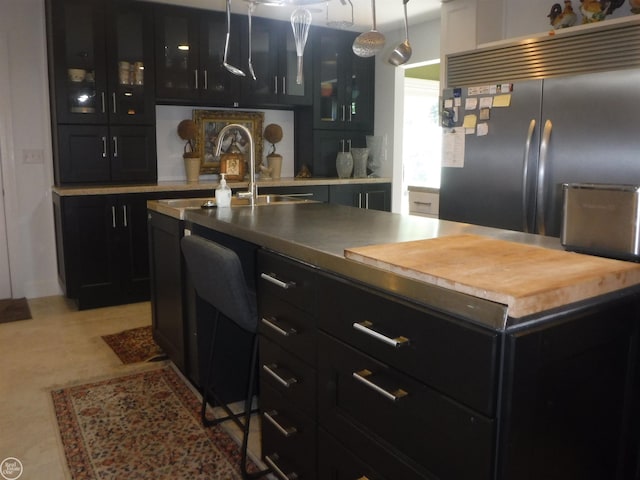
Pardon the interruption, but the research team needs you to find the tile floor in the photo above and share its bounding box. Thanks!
[0,296,263,479]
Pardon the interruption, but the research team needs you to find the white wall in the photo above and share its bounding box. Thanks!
[155,106,295,181]
[373,17,441,213]
[1,0,59,299]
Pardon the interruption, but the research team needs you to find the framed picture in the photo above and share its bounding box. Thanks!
[193,109,264,175]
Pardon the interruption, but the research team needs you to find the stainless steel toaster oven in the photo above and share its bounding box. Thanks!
[561,183,640,261]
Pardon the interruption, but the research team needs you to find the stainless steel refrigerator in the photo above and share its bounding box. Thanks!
[439,68,640,237]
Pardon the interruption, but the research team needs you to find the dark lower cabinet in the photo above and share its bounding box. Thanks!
[53,189,215,310]
[329,183,391,211]
[254,248,640,480]
[53,192,150,309]
[147,209,186,371]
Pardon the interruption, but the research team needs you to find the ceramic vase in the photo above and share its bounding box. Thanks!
[351,148,369,178]
[183,156,201,183]
[336,151,353,178]
[267,154,283,180]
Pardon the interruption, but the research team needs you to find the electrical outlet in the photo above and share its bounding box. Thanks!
[23,149,44,165]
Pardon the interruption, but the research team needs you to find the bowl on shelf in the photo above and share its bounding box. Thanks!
[68,68,86,82]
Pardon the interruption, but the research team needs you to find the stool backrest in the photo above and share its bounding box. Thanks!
[181,235,258,333]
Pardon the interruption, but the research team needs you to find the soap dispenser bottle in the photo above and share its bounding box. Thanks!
[215,173,232,207]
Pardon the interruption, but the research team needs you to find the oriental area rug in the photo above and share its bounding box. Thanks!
[51,365,255,480]
[101,325,166,364]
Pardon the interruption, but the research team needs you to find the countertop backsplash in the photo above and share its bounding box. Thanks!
[155,105,295,182]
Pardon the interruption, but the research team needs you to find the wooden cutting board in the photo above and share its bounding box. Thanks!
[344,234,640,318]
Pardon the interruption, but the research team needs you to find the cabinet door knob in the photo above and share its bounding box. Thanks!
[262,363,298,388]
[352,369,408,402]
[282,76,286,95]
[100,91,106,114]
[203,70,208,90]
[261,316,297,337]
[260,272,296,290]
[122,205,128,228]
[194,69,198,89]
[264,454,298,480]
[353,320,409,348]
[263,410,298,437]
[112,92,117,114]
[112,136,118,158]
[101,136,107,158]
[111,206,117,229]
[274,76,278,94]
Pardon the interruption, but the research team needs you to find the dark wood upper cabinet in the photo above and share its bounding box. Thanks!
[312,27,374,132]
[154,4,243,105]
[239,17,313,107]
[47,0,155,125]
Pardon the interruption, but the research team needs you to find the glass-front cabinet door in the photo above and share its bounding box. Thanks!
[107,1,155,124]
[155,6,240,104]
[199,12,241,104]
[155,5,199,100]
[48,0,107,124]
[313,29,373,131]
[241,17,311,106]
[47,0,154,125]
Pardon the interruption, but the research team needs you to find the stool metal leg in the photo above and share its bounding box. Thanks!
[240,334,271,479]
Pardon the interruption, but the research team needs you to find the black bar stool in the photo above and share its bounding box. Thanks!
[181,234,270,479]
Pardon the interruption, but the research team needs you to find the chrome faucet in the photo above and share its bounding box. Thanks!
[214,123,258,207]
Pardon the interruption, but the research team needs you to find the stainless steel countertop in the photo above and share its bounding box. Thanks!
[182,202,565,330]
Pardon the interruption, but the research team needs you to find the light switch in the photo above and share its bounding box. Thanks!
[23,149,44,164]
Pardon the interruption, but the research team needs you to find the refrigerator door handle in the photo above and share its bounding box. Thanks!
[522,119,536,233]
[536,119,553,236]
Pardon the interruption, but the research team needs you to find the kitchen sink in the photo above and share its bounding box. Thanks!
[148,194,316,219]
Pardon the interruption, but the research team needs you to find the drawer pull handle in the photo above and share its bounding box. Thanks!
[263,363,298,388]
[261,317,297,337]
[413,201,432,206]
[264,453,298,480]
[352,369,408,402]
[261,272,296,290]
[353,321,409,348]
[264,410,298,437]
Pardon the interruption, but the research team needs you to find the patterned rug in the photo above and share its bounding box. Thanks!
[101,325,166,364]
[52,365,256,480]
[0,297,31,324]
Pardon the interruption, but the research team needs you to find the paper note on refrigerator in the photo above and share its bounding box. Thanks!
[442,129,466,168]
[493,94,511,107]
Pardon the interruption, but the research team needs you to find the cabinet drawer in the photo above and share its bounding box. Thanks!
[260,335,316,418]
[259,294,316,365]
[261,383,316,480]
[318,332,495,480]
[317,273,499,416]
[318,428,429,480]
[258,250,316,313]
[409,190,439,217]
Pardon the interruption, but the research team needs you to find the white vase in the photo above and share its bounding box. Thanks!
[351,148,369,178]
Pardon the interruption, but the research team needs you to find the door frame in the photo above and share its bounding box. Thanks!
[0,34,21,298]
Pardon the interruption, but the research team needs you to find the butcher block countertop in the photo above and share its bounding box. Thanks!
[345,234,640,319]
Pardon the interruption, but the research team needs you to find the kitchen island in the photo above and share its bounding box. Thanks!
[148,200,640,479]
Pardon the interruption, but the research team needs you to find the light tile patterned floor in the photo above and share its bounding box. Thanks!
[0,297,264,479]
